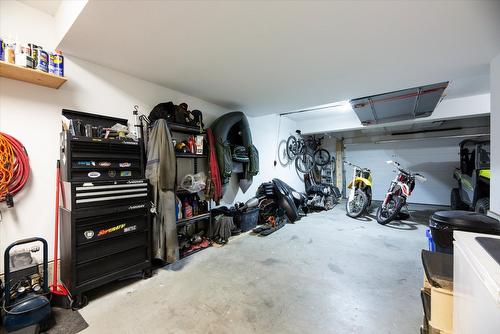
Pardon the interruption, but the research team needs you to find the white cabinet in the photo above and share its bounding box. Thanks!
[453,231,500,334]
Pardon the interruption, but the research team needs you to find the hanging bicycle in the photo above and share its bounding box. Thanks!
[286,130,331,173]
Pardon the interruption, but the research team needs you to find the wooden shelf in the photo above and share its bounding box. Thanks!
[0,61,67,89]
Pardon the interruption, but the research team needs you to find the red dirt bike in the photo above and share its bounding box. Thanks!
[376,160,426,225]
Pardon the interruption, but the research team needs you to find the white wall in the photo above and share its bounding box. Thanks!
[491,53,500,216]
[0,0,87,50]
[343,138,462,206]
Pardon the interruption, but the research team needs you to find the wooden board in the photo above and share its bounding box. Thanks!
[335,139,344,192]
[0,61,67,89]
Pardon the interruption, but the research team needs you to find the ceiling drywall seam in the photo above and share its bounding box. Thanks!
[53,0,88,50]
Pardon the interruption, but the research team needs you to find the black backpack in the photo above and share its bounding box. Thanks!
[149,102,175,123]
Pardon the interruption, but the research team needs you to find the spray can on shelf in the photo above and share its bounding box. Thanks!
[14,43,34,68]
[4,40,15,64]
[187,136,196,154]
[29,43,40,68]
[36,49,49,72]
[49,50,64,77]
[183,199,193,219]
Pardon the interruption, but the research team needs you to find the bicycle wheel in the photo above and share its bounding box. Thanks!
[286,135,298,160]
[295,152,314,173]
[314,149,330,166]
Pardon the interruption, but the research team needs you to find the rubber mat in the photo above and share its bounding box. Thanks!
[42,307,89,334]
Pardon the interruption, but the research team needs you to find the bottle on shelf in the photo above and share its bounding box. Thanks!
[183,199,193,219]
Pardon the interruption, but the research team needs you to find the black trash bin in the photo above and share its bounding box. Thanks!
[429,210,500,253]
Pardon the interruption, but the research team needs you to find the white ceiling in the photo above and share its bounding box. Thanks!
[59,1,500,116]
[20,0,61,16]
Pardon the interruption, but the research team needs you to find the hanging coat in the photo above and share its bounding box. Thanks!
[146,119,178,263]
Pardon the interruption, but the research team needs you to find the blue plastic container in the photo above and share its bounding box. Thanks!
[426,229,435,252]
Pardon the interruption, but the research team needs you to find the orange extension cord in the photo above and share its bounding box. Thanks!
[0,132,30,204]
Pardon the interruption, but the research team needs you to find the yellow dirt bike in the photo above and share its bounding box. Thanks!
[345,161,373,218]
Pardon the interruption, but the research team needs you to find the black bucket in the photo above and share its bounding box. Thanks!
[235,207,260,232]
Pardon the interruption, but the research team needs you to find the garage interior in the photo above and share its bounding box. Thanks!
[0,1,499,334]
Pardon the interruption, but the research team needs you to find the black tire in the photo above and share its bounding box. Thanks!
[366,187,372,208]
[71,294,88,310]
[475,198,489,214]
[314,149,331,166]
[286,136,298,160]
[376,196,404,225]
[295,152,314,173]
[345,189,368,218]
[142,269,152,279]
[450,188,465,210]
[397,211,410,220]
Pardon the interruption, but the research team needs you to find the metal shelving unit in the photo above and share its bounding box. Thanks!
[169,122,212,260]
[320,159,336,186]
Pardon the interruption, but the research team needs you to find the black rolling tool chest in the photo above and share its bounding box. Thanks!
[60,110,152,306]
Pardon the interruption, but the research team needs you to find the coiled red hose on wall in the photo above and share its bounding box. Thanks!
[0,132,30,203]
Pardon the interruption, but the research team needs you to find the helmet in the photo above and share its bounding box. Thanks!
[175,142,189,153]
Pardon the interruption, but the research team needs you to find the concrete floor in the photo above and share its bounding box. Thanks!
[79,202,441,334]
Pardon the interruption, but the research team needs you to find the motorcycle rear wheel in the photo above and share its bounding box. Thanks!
[376,196,404,225]
[346,189,368,218]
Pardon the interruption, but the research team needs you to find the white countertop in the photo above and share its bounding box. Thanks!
[454,231,500,305]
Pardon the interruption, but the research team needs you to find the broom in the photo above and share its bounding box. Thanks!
[49,160,71,308]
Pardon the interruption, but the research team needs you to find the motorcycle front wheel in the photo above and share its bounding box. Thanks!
[346,189,368,218]
[376,195,404,225]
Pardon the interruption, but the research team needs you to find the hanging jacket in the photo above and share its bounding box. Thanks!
[146,119,178,263]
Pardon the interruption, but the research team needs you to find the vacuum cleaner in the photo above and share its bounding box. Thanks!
[3,237,52,333]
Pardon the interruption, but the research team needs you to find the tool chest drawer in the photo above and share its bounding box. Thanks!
[62,179,149,211]
[60,202,152,298]
[76,232,149,264]
[75,246,149,285]
[74,211,149,245]
[60,131,145,182]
